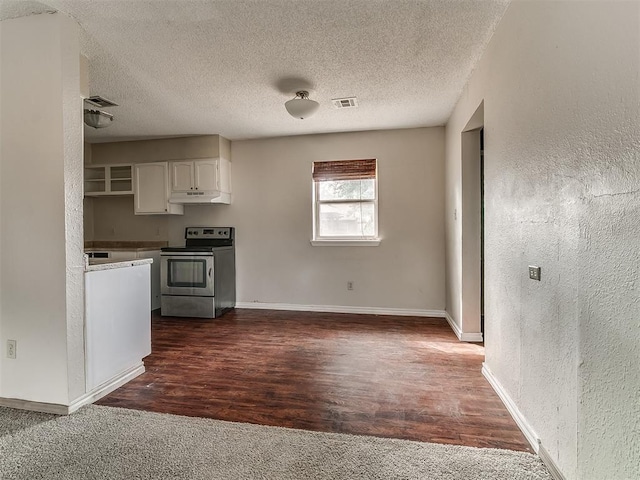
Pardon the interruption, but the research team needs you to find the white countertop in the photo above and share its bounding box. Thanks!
[85,247,162,252]
[85,257,153,272]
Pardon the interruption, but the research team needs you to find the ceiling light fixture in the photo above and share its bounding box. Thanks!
[285,91,320,119]
[84,109,113,129]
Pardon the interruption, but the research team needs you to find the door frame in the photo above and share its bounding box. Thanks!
[460,101,484,341]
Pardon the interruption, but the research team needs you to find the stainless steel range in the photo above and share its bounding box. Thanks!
[160,227,235,318]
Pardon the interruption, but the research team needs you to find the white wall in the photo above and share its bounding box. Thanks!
[183,128,445,311]
[91,196,169,241]
[91,128,446,312]
[0,13,85,405]
[445,1,640,479]
[0,18,3,386]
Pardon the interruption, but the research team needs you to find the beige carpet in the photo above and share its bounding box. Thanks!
[0,405,551,479]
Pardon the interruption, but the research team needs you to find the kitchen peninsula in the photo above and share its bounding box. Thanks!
[85,241,166,310]
[84,256,152,398]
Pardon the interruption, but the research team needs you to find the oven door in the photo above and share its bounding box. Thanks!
[161,253,215,297]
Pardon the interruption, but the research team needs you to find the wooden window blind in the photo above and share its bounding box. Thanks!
[312,159,376,182]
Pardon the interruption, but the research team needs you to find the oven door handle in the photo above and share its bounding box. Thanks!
[208,267,212,278]
[161,251,214,256]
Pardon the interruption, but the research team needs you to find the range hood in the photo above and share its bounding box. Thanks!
[168,190,231,204]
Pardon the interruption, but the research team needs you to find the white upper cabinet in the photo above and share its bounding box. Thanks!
[134,162,183,215]
[171,159,221,192]
[194,159,219,191]
[84,164,133,196]
[168,158,231,204]
[171,161,195,192]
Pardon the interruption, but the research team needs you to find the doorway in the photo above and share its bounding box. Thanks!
[460,101,484,341]
[480,128,485,336]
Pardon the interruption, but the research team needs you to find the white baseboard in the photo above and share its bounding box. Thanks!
[67,363,146,414]
[236,302,446,318]
[481,363,539,452]
[0,397,71,415]
[0,363,145,415]
[236,304,483,343]
[445,311,463,338]
[538,444,567,480]
[445,312,483,342]
[482,364,567,478]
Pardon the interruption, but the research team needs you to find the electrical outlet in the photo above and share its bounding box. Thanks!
[7,340,16,359]
[347,281,354,291]
[528,266,541,281]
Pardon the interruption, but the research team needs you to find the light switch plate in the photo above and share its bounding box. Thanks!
[528,266,541,281]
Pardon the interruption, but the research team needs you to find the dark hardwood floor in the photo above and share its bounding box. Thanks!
[98,309,531,452]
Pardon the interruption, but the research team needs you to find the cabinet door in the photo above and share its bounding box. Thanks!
[135,163,170,214]
[194,159,219,191]
[171,161,194,192]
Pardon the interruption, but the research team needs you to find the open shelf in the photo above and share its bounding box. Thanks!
[84,164,134,196]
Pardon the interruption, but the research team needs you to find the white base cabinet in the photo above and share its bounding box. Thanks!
[85,263,151,391]
[90,250,162,310]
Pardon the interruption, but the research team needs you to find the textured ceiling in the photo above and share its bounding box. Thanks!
[1,0,509,142]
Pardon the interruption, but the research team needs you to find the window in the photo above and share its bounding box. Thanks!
[312,159,379,245]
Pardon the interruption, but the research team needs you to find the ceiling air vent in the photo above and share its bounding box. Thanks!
[85,95,119,108]
[332,97,358,109]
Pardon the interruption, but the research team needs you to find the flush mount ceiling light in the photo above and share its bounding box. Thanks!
[84,109,113,129]
[285,91,320,119]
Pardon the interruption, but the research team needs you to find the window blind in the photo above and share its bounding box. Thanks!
[312,159,376,182]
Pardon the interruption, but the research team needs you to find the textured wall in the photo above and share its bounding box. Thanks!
[0,13,84,404]
[91,128,446,312]
[61,15,86,403]
[445,1,640,478]
[0,14,3,386]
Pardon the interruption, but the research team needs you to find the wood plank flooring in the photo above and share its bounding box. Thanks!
[97,309,531,452]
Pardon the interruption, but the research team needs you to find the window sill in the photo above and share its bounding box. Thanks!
[310,239,381,247]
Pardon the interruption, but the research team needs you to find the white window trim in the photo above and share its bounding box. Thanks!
[311,167,380,246]
[310,239,381,247]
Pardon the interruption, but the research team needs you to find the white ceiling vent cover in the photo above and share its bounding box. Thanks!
[332,97,358,109]
[85,96,119,108]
